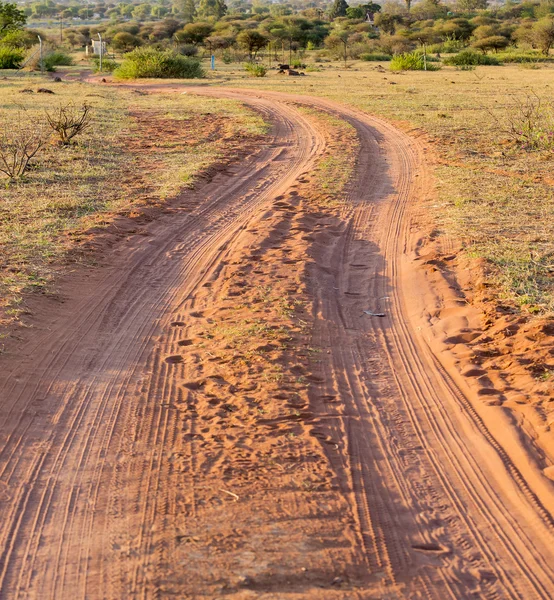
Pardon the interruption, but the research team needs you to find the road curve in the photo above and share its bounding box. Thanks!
[0,87,552,599]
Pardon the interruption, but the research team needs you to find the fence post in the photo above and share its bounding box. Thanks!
[98,33,103,73]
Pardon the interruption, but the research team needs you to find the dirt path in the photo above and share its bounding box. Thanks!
[0,88,553,599]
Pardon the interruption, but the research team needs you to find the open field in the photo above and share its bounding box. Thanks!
[0,59,553,598]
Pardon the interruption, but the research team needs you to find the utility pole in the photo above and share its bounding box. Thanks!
[60,15,63,44]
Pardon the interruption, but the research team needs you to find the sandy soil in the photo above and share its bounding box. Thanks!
[0,87,553,599]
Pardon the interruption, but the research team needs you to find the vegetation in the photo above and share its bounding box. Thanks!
[0,0,551,77]
[0,44,22,68]
[46,102,92,145]
[113,47,204,79]
[390,51,440,70]
[244,61,266,76]
[444,49,501,66]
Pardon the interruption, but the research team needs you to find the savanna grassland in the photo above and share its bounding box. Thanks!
[208,59,554,315]
[0,76,266,325]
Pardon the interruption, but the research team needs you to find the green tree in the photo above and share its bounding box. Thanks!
[0,1,26,34]
[533,16,554,55]
[174,21,213,44]
[236,29,268,59]
[197,0,227,19]
[472,35,510,52]
[328,0,349,20]
[112,31,143,51]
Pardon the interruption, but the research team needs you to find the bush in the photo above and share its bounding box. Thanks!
[43,50,74,71]
[113,47,204,79]
[493,94,554,152]
[290,59,306,68]
[244,62,267,77]
[0,111,44,180]
[177,44,198,57]
[360,52,392,61]
[443,50,501,66]
[91,57,119,73]
[0,46,24,69]
[46,102,92,145]
[390,52,441,71]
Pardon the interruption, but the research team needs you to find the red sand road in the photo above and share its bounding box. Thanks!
[0,88,553,599]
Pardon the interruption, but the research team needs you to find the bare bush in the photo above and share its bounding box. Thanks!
[0,111,45,180]
[492,93,554,152]
[46,102,92,145]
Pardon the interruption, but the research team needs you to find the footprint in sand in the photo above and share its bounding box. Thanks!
[165,355,184,364]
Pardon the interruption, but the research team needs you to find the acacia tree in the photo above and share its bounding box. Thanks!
[236,29,268,60]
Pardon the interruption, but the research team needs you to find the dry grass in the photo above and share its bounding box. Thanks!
[208,60,554,314]
[0,76,265,323]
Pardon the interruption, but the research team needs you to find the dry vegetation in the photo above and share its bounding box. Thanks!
[0,77,266,324]
[208,60,554,314]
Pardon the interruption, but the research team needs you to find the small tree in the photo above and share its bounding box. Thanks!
[533,16,554,56]
[46,103,92,145]
[472,35,510,53]
[236,29,269,60]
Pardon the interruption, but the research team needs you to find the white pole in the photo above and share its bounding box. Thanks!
[98,33,103,73]
[38,34,43,74]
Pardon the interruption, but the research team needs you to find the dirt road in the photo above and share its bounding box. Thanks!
[0,88,553,599]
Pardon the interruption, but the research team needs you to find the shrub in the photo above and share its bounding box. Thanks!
[46,102,92,145]
[390,52,441,71]
[0,111,45,180]
[290,58,306,68]
[177,44,198,57]
[360,52,392,61]
[91,57,118,73]
[443,50,501,66]
[244,62,267,77]
[43,50,74,71]
[113,47,204,79]
[492,93,554,152]
[0,46,24,69]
